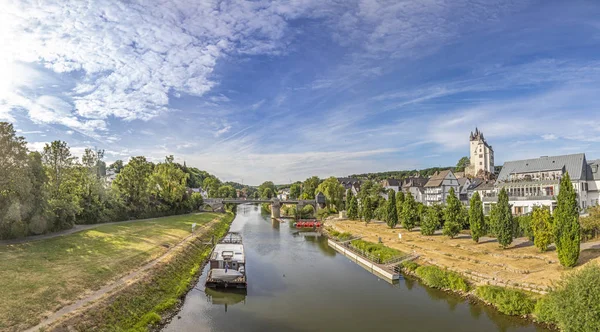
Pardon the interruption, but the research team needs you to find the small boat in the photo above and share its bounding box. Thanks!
[206,232,247,289]
[294,219,321,228]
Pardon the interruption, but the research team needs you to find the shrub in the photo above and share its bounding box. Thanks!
[415,265,469,292]
[533,294,557,325]
[535,264,600,331]
[401,260,419,272]
[350,239,404,262]
[336,232,353,242]
[475,286,535,316]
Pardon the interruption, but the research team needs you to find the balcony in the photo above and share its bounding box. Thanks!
[482,195,554,202]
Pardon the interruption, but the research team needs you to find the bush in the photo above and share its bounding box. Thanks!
[336,232,353,242]
[475,286,535,316]
[415,265,469,292]
[401,260,419,272]
[350,239,404,263]
[535,264,600,331]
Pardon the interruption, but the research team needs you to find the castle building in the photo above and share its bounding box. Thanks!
[466,128,494,178]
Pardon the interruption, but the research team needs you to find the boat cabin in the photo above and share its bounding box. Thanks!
[209,243,245,272]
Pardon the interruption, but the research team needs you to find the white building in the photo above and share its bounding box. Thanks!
[485,153,592,215]
[587,159,600,207]
[457,177,471,203]
[402,176,428,204]
[381,179,401,193]
[465,128,494,178]
[424,170,460,206]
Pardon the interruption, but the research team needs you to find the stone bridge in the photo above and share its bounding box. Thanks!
[204,198,319,218]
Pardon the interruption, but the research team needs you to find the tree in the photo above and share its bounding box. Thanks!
[422,204,442,235]
[386,190,398,228]
[302,176,320,199]
[361,196,373,225]
[347,195,359,220]
[203,176,221,198]
[455,156,470,172]
[258,181,277,199]
[316,177,345,211]
[150,156,189,209]
[290,183,301,199]
[108,160,124,174]
[554,172,580,267]
[443,188,462,238]
[402,192,418,231]
[469,192,485,243]
[112,156,153,215]
[531,206,553,252]
[491,188,513,248]
[75,148,110,224]
[396,191,405,224]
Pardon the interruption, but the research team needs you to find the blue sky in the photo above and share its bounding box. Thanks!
[2,0,600,185]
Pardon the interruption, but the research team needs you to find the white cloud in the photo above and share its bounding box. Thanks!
[250,99,265,111]
[542,134,558,140]
[27,95,107,134]
[215,125,232,137]
[27,141,48,152]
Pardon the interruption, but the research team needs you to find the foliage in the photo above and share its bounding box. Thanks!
[386,190,398,228]
[491,188,513,248]
[531,207,553,252]
[554,172,580,267]
[400,260,419,272]
[443,188,462,238]
[301,176,321,200]
[112,156,153,217]
[347,193,359,220]
[414,265,470,292]
[468,192,485,243]
[258,181,277,199]
[515,214,534,241]
[361,196,373,224]
[350,239,404,263]
[422,204,442,235]
[402,192,418,231]
[534,264,600,331]
[316,177,345,211]
[475,286,535,316]
[289,183,301,200]
[348,167,453,182]
[108,160,124,174]
[581,206,600,242]
[455,156,470,172]
[396,191,405,223]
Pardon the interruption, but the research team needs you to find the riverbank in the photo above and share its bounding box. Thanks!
[0,212,232,332]
[43,211,234,332]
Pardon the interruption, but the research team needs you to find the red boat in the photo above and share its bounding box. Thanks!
[294,219,321,228]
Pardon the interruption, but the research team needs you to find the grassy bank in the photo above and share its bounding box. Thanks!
[49,211,235,331]
[0,212,227,332]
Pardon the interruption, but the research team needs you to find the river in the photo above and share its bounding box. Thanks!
[164,205,548,332]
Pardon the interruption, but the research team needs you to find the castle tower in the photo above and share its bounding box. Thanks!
[466,128,494,178]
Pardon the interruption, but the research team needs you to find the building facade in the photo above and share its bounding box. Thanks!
[466,128,494,178]
[424,170,460,206]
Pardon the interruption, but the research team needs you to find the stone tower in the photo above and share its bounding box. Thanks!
[466,128,494,178]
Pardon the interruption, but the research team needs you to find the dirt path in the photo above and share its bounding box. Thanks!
[0,214,196,246]
[328,218,600,293]
[24,218,220,332]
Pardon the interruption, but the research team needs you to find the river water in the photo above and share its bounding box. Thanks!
[164,205,548,332]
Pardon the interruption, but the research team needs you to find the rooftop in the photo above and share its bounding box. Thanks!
[497,153,588,182]
[211,243,245,263]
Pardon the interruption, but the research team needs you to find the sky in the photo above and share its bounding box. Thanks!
[2,0,600,185]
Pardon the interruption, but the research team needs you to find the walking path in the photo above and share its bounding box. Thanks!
[24,218,218,332]
[0,214,193,245]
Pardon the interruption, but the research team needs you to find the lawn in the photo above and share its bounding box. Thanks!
[0,212,224,332]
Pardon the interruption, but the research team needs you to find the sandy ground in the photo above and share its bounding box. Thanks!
[327,218,600,293]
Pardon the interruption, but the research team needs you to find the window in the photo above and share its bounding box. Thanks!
[479,154,483,158]
[479,162,482,165]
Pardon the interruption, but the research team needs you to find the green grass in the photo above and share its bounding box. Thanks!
[400,260,419,272]
[0,212,227,332]
[54,212,235,331]
[415,265,470,292]
[475,285,536,316]
[350,239,404,262]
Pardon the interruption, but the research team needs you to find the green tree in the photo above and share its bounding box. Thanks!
[554,172,580,267]
[203,176,221,198]
[290,183,301,199]
[108,159,124,174]
[361,196,373,225]
[302,176,320,199]
[422,204,442,235]
[469,192,485,243]
[316,177,345,211]
[112,156,153,216]
[455,156,470,172]
[531,206,553,252]
[386,190,398,228]
[402,192,418,231]
[347,194,359,220]
[396,191,405,224]
[75,148,110,224]
[443,188,462,238]
[150,156,189,209]
[258,181,277,199]
[491,188,513,248]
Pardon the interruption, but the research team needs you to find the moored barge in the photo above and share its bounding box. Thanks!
[205,232,247,289]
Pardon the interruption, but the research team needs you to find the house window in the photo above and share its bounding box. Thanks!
[479,154,483,158]
[479,162,482,165]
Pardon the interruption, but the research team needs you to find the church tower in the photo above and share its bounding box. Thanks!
[466,128,494,178]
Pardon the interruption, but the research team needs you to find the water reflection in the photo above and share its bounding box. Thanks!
[205,288,247,312]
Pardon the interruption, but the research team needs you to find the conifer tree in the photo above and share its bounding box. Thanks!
[554,172,580,267]
[396,191,405,223]
[347,195,359,220]
[443,188,462,238]
[531,206,553,252]
[422,204,442,235]
[362,196,373,225]
[402,192,418,231]
[469,192,485,243]
[492,188,513,248]
[386,190,398,228]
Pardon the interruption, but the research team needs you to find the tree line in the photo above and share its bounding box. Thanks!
[345,172,581,268]
[0,122,233,239]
